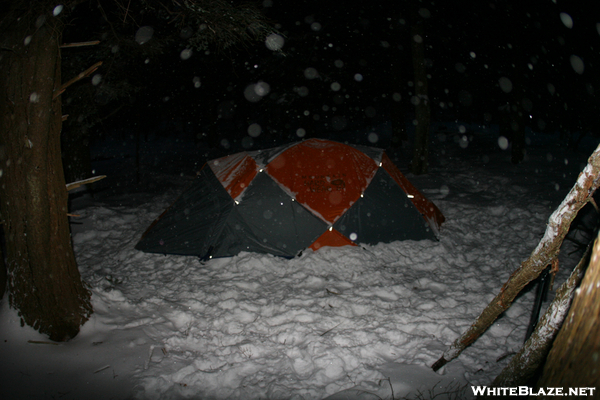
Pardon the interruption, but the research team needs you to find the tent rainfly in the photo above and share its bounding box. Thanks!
[135,138,445,259]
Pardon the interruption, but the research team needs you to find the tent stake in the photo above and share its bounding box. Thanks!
[524,266,551,342]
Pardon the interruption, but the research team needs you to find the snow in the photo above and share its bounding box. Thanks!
[0,126,596,399]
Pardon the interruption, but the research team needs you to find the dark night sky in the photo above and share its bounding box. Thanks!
[62,0,600,151]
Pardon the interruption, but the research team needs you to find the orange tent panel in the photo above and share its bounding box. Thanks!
[266,139,378,224]
[309,228,357,251]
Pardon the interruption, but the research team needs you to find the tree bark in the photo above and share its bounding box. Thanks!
[432,143,600,371]
[409,10,430,175]
[0,6,92,341]
[536,231,600,393]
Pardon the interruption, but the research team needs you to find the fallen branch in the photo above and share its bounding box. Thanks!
[536,227,600,387]
[53,61,103,99]
[489,241,592,387]
[66,175,107,192]
[432,143,600,372]
[60,40,100,48]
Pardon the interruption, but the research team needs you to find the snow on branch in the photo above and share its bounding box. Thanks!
[491,242,592,386]
[432,142,600,372]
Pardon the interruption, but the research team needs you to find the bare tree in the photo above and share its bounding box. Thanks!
[0,0,273,341]
[0,3,93,341]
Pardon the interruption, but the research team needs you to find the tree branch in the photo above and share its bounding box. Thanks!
[432,143,600,371]
[53,61,103,99]
[60,40,100,48]
[66,175,106,191]
[490,242,592,386]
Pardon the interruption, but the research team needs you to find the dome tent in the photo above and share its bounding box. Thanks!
[135,138,445,259]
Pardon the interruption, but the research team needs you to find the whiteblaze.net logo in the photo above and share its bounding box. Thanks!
[471,386,597,397]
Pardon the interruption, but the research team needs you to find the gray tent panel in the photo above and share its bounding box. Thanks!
[247,143,291,167]
[208,206,272,258]
[333,168,435,244]
[210,172,327,258]
[135,167,234,256]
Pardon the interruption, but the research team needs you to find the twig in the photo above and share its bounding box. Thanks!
[385,376,395,400]
[60,40,100,48]
[66,175,107,191]
[197,363,228,373]
[320,322,342,336]
[53,61,103,99]
[27,340,59,345]
[94,365,111,373]
[123,0,132,23]
[413,380,467,400]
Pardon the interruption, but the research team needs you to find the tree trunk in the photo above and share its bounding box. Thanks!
[536,232,600,393]
[0,6,92,341]
[409,11,430,175]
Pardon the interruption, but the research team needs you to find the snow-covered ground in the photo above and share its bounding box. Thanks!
[0,124,596,399]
